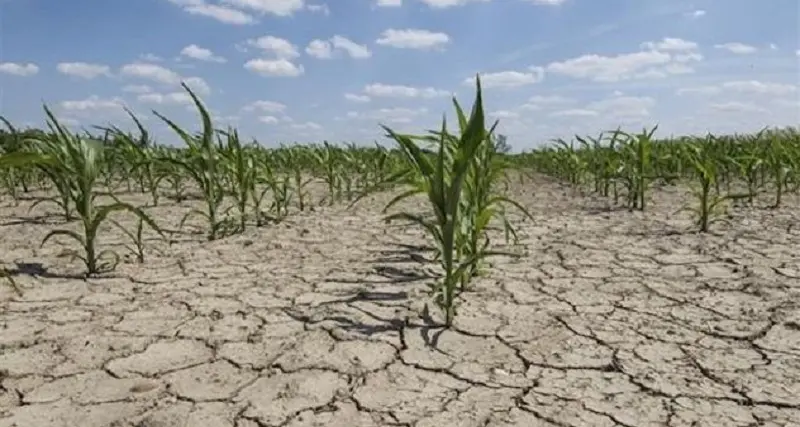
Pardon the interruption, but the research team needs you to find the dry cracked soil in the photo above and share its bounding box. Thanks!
[0,177,799,427]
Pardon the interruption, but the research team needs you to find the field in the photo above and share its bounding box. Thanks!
[1,82,799,427]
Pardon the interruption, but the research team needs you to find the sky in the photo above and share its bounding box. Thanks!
[0,0,798,151]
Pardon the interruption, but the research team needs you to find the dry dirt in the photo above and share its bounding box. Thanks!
[0,178,799,427]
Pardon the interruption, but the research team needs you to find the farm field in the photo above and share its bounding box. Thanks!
[1,177,799,427]
[1,84,799,427]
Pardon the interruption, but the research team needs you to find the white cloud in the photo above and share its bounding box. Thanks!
[166,0,205,5]
[122,85,153,94]
[722,80,797,95]
[464,68,544,88]
[243,100,287,113]
[259,115,280,124]
[589,95,654,118]
[56,62,112,79]
[307,3,330,14]
[710,101,767,113]
[673,52,703,62]
[521,0,567,4]
[550,109,597,117]
[344,93,371,102]
[182,76,211,95]
[550,95,654,119]
[120,62,183,84]
[61,95,125,111]
[119,62,210,97]
[244,58,304,77]
[364,83,449,98]
[183,3,255,24]
[138,92,193,105]
[291,121,322,130]
[679,80,797,97]
[139,53,164,62]
[306,36,371,59]
[546,38,703,82]
[330,36,371,58]
[247,35,300,58]
[180,44,227,62]
[714,42,758,54]
[640,37,698,52]
[375,0,401,6]
[527,95,573,105]
[347,107,428,123]
[221,0,304,16]
[686,9,705,18]
[677,86,720,96]
[376,29,450,50]
[417,0,488,8]
[489,110,520,119]
[0,62,39,77]
[305,40,332,58]
[519,95,573,110]
[548,51,669,81]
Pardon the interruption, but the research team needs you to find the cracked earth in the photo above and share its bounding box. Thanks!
[1,177,799,427]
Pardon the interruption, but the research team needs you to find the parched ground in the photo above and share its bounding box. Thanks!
[0,177,799,427]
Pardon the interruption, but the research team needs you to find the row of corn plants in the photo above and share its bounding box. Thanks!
[520,126,800,232]
[0,83,411,276]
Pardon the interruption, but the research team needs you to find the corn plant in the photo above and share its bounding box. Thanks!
[111,217,154,264]
[315,142,343,206]
[0,118,29,203]
[218,128,254,233]
[278,146,313,211]
[382,76,526,326]
[101,109,165,206]
[33,107,161,275]
[457,130,533,284]
[161,149,190,203]
[764,130,796,208]
[614,127,659,210]
[27,134,77,221]
[678,135,748,232]
[730,131,766,205]
[267,172,293,221]
[155,83,229,240]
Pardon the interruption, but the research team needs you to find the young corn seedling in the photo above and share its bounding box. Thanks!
[160,150,190,203]
[612,127,659,211]
[249,154,275,226]
[0,117,31,204]
[314,142,344,206]
[219,128,255,233]
[382,76,498,327]
[268,173,293,222]
[678,135,749,233]
[111,216,159,264]
[34,107,162,275]
[764,130,794,208]
[101,109,165,206]
[551,139,586,189]
[731,133,766,205]
[155,83,229,240]
[27,136,76,221]
[457,127,533,285]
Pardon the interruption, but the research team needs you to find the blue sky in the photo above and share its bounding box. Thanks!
[0,0,798,150]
